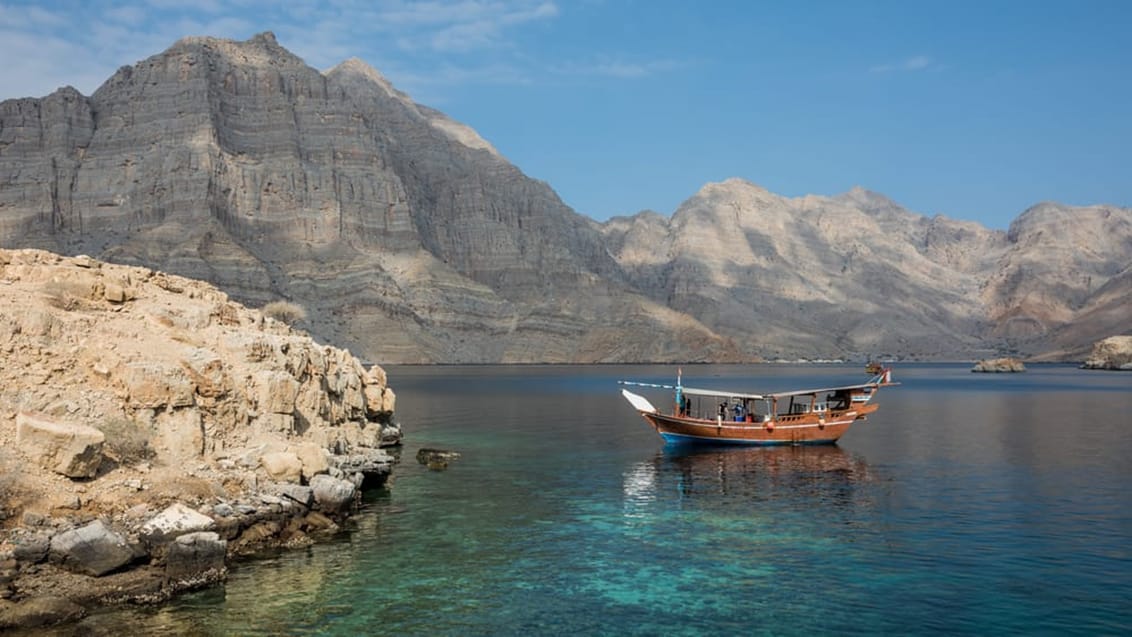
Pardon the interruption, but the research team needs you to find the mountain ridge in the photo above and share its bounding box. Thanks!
[0,33,1128,363]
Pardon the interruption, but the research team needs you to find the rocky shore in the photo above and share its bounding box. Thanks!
[0,249,402,629]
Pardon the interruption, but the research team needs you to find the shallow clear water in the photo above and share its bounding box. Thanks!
[64,364,1132,635]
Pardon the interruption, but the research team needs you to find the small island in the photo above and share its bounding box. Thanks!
[1081,336,1132,371]
[972,357,1027,373]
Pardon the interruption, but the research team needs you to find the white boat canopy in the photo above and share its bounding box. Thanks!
[617,380,765,401]
[619,379,882,401]
[681,386,766,400]
[768,382,878,399]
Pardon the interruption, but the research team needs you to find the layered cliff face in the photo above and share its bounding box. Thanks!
[603,180,998,359]
[603,180,1131,359]
[0,33,1127,362]
[0,33,733,363]
[983,203,1132,354]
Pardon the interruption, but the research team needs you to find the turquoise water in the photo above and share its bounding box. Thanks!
[67,364,1131,635]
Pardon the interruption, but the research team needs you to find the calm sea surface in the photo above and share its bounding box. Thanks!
[63,364,1131,635]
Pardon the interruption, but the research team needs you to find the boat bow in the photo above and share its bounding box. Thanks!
[621,389,658,414]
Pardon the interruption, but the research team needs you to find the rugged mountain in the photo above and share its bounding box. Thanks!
[0,33,732,363]
[602,180,1131,360]
[1,33,1127,362]
[603,180,997,359]
[982,202,1132,356]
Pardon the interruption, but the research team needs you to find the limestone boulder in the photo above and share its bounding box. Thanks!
[309,474,357,513]
[261,451,303,484]
[276,484,314,508]
[48,520,135,576]
[140,503,216,544]
[293,442,329,481]
[336,450,394,488]
[103,276,136,304]
[16,412,105,478]
[164,531,227,586]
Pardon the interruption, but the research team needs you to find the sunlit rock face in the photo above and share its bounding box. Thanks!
[1081,336,1132,370]
[603,180,1132,361]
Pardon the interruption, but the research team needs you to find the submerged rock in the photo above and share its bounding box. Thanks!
[0,596,86,630]
[417,448,461,471]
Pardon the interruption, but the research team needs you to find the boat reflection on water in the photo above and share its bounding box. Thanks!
[622,444,875,516]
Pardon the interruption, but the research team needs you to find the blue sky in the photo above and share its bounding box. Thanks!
[1,1,1129,228]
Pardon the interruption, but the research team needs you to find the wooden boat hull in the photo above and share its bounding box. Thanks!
[640,411,860,446]
[620,369,893,447]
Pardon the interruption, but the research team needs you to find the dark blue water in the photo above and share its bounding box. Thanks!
[71,364,1132,635]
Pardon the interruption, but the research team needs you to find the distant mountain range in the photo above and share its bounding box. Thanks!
[1,33,1128,363]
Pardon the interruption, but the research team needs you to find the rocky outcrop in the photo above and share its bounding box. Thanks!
[971,358,1027,373]
[1081,336,1132,370]
[0,248,401,628]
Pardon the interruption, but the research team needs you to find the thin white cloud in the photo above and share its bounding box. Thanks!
[375,0,559,52]
[370,0,557,28]
[144,0,225,12]
[0,3,68,28]
[870,55,936,74]
[0,0,563,100]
